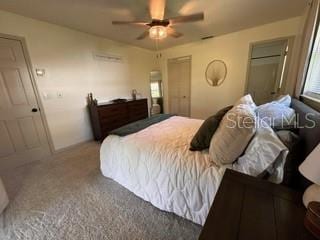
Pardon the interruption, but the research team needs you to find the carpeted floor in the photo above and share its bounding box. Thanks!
[0,142,201,240]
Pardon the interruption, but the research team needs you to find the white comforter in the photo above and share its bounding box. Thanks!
[100,116,225,225]
[100,116,287,225]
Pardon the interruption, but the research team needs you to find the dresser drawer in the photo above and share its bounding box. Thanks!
[128,100,148,120]
[100,119,128,130]
[129,111,148,122]
[101,118,128,131]
[98,104,127,118]
[128,99,147,109]
[99,112,128,125]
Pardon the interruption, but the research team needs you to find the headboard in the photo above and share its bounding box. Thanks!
[291,98,320,190]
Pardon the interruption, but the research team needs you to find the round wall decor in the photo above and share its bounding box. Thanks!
[205,60,227,86]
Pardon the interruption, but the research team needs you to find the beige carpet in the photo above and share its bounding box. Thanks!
[0,142,201,240]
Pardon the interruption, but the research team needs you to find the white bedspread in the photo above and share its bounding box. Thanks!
[100,116,225,225]
[100,116,287,225]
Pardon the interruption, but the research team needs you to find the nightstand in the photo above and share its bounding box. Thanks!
[199,169,316,240]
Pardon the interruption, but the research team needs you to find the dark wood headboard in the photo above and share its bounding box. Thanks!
[291,98,320,190]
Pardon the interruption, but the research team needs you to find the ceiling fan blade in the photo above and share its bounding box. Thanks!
[168,12,204,25]
[136,30,149,40]
[149,0,166,20]
[167,27,183,38]
[112,21,148,27]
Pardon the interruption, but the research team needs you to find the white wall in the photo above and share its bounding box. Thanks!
[0,10,304,150]
[158,17,302,119]
[0,10,157,150]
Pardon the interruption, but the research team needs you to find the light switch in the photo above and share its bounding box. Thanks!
[57,91,63,98]
[36,69,45,77]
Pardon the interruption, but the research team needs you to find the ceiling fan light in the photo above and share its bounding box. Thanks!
[149,26,167,40]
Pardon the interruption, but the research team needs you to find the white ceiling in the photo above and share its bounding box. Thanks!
[0,0,308,50]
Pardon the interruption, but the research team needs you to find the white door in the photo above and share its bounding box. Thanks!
[0,37,50,170]
[168,57,191,117]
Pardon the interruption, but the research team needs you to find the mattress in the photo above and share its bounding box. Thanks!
[100,116,226,225]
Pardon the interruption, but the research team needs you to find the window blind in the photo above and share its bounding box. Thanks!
[304,22,320,98]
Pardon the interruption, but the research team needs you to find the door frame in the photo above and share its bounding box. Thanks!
[167,55,192,117]
[0,33,54,154]
[244,36,295,96]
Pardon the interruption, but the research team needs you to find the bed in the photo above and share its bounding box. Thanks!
[100,98,320,225]
[101,116,222,225]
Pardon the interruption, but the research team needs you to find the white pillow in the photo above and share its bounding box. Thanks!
[235,94,257,110]
[256,102,296,127]
[232,123,288,183]
[209,104,256,166]
[275,95,291,107]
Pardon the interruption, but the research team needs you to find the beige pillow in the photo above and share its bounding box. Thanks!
[234,94,257,109]
[209,104,256,166]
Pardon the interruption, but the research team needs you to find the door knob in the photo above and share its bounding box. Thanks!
[31,108,38,112]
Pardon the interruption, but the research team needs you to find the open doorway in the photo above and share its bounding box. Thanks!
[246,37,294,105]
[149,71,164,115]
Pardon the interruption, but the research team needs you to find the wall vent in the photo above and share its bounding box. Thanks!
[93,52,123,63]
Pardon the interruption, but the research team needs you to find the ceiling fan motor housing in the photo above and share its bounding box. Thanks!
[147,19,170,27]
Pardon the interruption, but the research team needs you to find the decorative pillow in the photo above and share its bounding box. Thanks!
[190,106,233,151]
[272,124,298,132]
[275,130,300,187]
[275,95,291,107]
[256,102,296,128]
[232,124,288,183]
[209,104,256,166]
[270,95,296,131]
[235,94,257,110]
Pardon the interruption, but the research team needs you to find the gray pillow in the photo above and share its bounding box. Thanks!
[276,130,300,187]
[190,106,232,151]
[258,130,300,186]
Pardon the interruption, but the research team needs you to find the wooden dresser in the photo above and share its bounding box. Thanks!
[88,98,148,141]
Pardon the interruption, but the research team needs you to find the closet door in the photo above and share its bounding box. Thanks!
[168,57,191,117]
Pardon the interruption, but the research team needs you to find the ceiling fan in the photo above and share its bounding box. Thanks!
[112,0,204,40]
